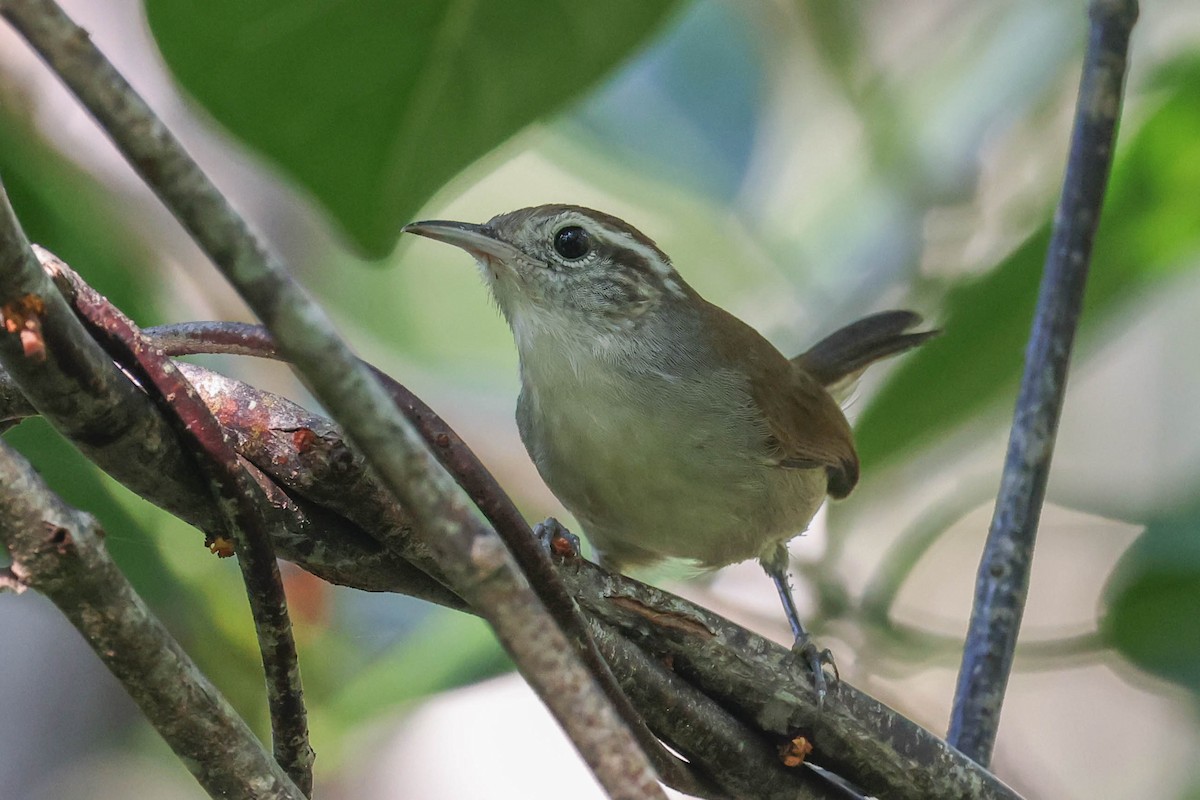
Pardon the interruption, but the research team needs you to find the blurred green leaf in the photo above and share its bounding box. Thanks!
[1103,507,1200,692]
[0,90,161,325]
[330,609,506,725]
[855,56,1200,466]
[143,0,680,257]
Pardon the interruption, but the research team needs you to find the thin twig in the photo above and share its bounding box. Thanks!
[152,320,280,358]
[0,3,662,794]
[46,255,314,795]
[0,439,306,800]
[947,0,1138,766]
[859,620,1106,680]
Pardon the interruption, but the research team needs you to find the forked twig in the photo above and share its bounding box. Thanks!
[44,254,314,795]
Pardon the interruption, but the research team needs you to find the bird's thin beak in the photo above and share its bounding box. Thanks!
[402,220,525,262]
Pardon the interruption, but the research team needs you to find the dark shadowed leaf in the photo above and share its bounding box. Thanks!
[143,0,680,257]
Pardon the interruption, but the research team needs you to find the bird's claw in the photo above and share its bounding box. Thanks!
[791,635,838,707]
[534,517,581,560]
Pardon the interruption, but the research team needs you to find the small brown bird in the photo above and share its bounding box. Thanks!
[404,204,935,699]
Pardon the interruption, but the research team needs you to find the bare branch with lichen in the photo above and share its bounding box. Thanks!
[0,438,306,800]
[47,255,314,795]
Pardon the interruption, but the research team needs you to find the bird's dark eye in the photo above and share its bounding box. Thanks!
[553,226,591,260]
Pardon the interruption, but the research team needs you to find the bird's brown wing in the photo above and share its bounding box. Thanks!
[752,367,859,498]
[701,298,860,498]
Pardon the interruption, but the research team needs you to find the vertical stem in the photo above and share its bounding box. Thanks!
[947,0,1139,765]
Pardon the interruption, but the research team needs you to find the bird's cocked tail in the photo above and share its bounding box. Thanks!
[792,310,938,401]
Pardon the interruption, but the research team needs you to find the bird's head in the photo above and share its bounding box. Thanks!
[403,204,690,341]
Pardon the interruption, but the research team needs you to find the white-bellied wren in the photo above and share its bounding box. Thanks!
[404,204,936,701]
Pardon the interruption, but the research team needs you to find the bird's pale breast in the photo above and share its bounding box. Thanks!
[515,341,827,570]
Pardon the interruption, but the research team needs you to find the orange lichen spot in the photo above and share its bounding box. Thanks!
[206,535,236,558]
[779,735,814,768]
[215,394,240,422]
[2,294,47,363]
[292,428,318,453]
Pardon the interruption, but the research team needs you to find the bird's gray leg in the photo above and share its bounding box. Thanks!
[762,545,838,706]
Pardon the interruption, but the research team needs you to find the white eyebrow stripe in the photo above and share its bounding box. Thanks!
[583,218,687,299]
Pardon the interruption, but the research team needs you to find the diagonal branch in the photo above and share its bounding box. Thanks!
[0,439,306,800]
[559,557,1022,800]
[46,255,314,795]
[0,181,435,603]
[947,0,1139,765]
[591,623,854,800]
[145,320,719,798]
[0,2,662,795]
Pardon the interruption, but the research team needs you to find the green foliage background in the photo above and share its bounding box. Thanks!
[3,1,1200,797]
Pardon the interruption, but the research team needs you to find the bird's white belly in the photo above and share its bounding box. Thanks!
[517,364,827,569]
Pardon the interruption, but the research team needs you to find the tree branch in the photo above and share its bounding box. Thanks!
[0,174,211,531]
[47,255,314,795]
[557,556,1021,800]
[0,2,662,794]
[592,623,854,800]
[0,346,445,605]
[146,320,714,798]
[0,439,306,800]
[948,0,1139,765]
[135,321,1020,799]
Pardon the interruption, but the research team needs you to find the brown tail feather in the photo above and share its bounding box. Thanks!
[793,310,938,391]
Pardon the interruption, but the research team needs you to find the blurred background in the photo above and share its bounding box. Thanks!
[3,1,1200,798]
